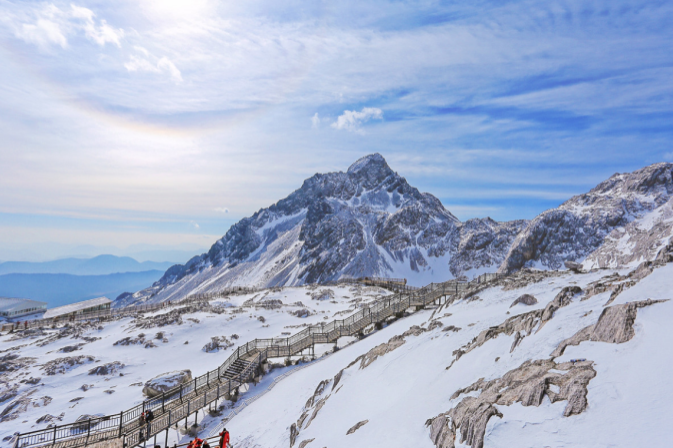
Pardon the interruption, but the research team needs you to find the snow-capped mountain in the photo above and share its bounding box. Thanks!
[120,154,525,305]
[123,158,673,307]
[499,162,673,273]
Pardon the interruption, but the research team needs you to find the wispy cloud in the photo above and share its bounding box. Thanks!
[124,47,182,83]
[12,3,123,49]
[311,113,320,129]
[214,207,229,213]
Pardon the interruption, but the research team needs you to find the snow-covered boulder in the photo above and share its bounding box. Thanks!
[142,370,192,397]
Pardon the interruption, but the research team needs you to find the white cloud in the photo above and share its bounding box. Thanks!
[13,4,123,49]
[331,107,383,132]
[125,49,183,83]
[311,112,320,129]
[214,207,229,213]
[70,5,124,47]
[17,18,68,49]
[190,221,200,230]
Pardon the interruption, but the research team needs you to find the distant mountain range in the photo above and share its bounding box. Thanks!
[0,255,174,276]
[0,255,176,308]
[0,271,165,308]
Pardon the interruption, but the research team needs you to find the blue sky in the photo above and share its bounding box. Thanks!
[0,0,672,261]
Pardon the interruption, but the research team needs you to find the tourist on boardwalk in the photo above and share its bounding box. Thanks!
[145,408,154,433]
[219,429,231,448]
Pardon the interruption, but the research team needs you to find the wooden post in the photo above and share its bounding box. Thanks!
[119,411,124,437]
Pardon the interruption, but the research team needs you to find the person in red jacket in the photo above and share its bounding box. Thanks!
[219,429,230,448]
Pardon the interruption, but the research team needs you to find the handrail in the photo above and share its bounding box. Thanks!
[14,274,499,448]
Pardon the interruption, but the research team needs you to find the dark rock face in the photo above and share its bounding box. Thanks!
[126,154,526,304]
[500,163,673,273]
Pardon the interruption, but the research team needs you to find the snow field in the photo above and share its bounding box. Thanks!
[224,266,673,448]
[0,286,389,445]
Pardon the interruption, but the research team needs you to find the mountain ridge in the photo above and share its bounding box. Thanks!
[121,156,673,307]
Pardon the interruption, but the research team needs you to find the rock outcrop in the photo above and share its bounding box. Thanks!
[552,299,667,357]
[88,362,125,376]
[346,420,369,434]
[142,370,192,397]
[428,359,597,448]
[509,294,538,307]
[500,162,673,274]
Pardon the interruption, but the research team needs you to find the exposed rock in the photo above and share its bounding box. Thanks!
[142,370,192,397]
[346,420,369,434]
[0,384,19,403]
[442,325,461,332]
[349,326,427,369]
[298,439,314,448]
[59,344,85,353]
[564,260,583,272]
[36,412,64,424]
[451,309,543,363]
[291,378,332,445]
[539,286,582,326]
[113,336,145,346]
[509,294,538,308]
[0,390,36,422]
[428,359,597,448]
[289,423,298,447]
[552,299,667,357]
[88,361,124,376]
[0,353,35,373]
[290,309,312,318]
[203,336,233,353]
[104,390,115,394]
[311,289,334,301]
[41,356,95,375]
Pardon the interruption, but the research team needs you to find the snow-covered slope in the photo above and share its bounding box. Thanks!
[223,256,673,448]
[122,154,526,305]
[500,162,673,273]
[0,285,390,443]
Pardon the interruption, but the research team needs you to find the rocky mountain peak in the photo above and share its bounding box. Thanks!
[346,153,397,193]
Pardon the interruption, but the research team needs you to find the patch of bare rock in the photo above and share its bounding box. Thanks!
[346,419,369,434]
[202,336,234,353]
[348,325,428,370]
[552,298,667,357]
[41,356,95,375]
[428,359,596,448]
[509,294,537,307]
[88,361,125,376]
[143,370,192,397]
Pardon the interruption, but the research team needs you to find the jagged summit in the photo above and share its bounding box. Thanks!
[119,154,523,306]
